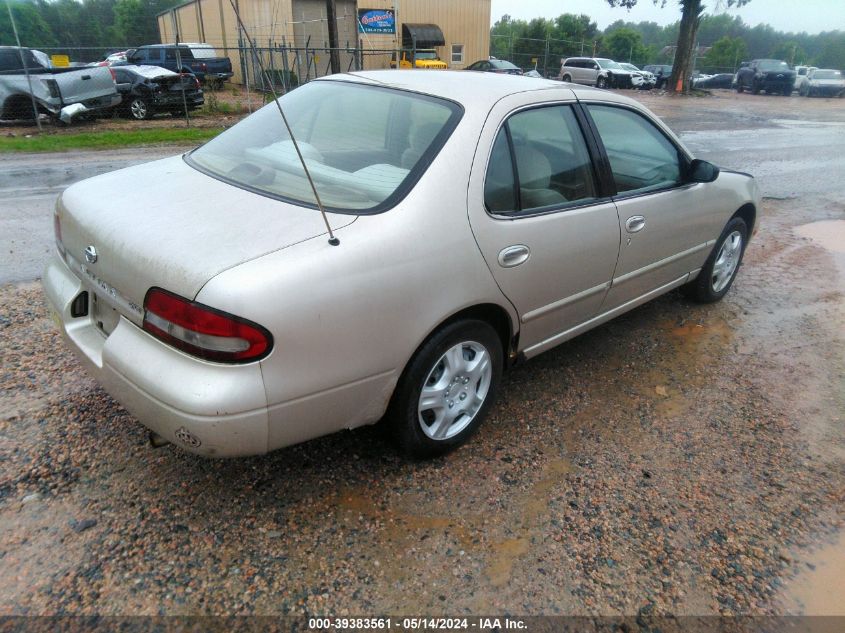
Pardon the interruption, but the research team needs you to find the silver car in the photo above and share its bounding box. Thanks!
[43,71,760,458]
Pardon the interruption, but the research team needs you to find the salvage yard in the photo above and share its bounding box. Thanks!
[1,88,844,617]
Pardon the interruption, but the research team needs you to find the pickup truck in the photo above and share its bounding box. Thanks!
[0,46,121,121]
[734,59,795,96]
[125,44,233,85]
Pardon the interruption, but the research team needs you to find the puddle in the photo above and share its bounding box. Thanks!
[795,219,845,255]
[784,530,845,615]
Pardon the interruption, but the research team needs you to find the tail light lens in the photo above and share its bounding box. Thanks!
[108,67,116,82]
[142,287,272,363]
[201,62,208,72]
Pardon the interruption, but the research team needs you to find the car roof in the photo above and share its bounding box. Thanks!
[327,70,639,111]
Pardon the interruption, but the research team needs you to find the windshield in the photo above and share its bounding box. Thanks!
[188,81,462,213]
[415,51,438,60]
[621,63,639,71]
[759,60,789,72]
[814,70,841,80]
[597,59,622,70]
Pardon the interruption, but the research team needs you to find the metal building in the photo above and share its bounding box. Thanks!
[157,0,491,85]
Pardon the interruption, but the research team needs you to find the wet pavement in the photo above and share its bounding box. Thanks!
[1,91,844,616]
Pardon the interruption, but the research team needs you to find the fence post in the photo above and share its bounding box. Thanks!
[544,34,550,78]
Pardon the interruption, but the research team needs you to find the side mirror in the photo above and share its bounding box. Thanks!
[689,158,719,183]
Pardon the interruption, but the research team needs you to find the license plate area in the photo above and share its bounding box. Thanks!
[92,292,120,335]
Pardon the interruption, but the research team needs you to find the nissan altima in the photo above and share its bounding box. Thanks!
[43,70,761,458]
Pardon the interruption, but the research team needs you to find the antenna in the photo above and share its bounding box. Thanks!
[226,0,340,246]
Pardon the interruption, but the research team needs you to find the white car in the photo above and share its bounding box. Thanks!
[800,68,845,97]
[44,71,760,458]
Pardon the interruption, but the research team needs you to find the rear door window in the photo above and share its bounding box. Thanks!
[484,105,598,215]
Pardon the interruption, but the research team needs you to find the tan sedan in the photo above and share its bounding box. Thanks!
[43,71,761,458]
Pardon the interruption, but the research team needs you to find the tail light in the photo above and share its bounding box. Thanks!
[142,287,272,363]
[201,62,207,72]
[194,76,200,89]
[108,67,116,82]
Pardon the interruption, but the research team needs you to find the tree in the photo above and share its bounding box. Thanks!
[603,27,646,63]
[606,0,751,92]
[0,0,57,47]
[771,41,807,66]
[702,35,747,71]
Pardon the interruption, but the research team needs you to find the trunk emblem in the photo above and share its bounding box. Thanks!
[84,245,98,264]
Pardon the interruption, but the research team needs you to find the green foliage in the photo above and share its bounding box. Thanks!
[702,36,748,71]
[0,127,223,152]
[0,1,57,47]
[603,27,647,64]
[1,0,183,57]
[770,41,807,66]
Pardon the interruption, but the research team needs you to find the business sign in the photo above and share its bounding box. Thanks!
[358,9,396,34]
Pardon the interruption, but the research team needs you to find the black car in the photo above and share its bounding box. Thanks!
[693,73,735,90]
[125,44,233,85]
[113,65,204,120]
[465,59,523,75]
[734,59,795,95]
[644,64,672,89]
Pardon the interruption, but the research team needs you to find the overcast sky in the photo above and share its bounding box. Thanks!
[490,0,845,35]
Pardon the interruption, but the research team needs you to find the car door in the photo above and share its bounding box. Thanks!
[467,96,621,358]
[582,102,726,310]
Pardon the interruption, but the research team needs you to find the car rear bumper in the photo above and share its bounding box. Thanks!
[42,250,271,457]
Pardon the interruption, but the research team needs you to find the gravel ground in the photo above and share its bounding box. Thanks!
[1,90,844,617]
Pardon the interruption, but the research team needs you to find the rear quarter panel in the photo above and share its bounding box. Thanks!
[195,113,517,445]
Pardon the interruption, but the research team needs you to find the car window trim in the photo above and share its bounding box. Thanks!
[578,101,693,201]
[483,101,605,219]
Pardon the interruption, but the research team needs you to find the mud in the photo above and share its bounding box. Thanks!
[1,88,844,617]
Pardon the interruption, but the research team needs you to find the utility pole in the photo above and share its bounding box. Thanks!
[325,0,340,74]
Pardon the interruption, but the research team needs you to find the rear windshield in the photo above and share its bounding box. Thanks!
[189,46,218,58]
[187,80,462,213]
[814,70,841,79]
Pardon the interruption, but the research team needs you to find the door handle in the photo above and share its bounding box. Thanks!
[81,75,91,80]
[625,215,646,233]
[497,245,530,268]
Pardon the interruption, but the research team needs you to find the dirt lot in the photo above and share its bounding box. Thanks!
[1,88,844,618]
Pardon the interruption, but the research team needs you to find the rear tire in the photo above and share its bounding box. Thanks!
[562,74,572,83]
[736,82,744,93]
[388,320,503,459]
[682,217,748,303]
[128,98,152,120]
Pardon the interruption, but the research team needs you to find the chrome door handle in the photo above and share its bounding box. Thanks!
[625,215,646,233]
[498,245,530,268]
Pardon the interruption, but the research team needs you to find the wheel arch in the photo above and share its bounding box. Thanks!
[731,202,756,237]
[2,93,39,120]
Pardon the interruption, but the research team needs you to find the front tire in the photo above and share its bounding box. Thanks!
[596,75,608,89]
[562,74,572,83]
[682,217,748,303]
[389,320,503,458]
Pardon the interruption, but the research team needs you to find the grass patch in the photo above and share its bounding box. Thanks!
[0,127,224,152]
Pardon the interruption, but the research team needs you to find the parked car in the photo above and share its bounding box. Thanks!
[793,65,815,92]
[734,59,795,95]
[44,71,760,459]
[0,46,121,121]
[125,44,233,85]
[619,63,656,89]
[558,57,644,89]
[644,64,672,89]
[466,58,523,75]
[799,68,845,97]
[113,65,204,120]
[693,73,734,89]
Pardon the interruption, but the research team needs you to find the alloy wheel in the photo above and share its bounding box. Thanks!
[711,230,743,293]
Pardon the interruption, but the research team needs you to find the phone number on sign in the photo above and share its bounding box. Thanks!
[308,618,472,630]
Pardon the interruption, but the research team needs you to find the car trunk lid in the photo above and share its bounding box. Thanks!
[57,155,355,325]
